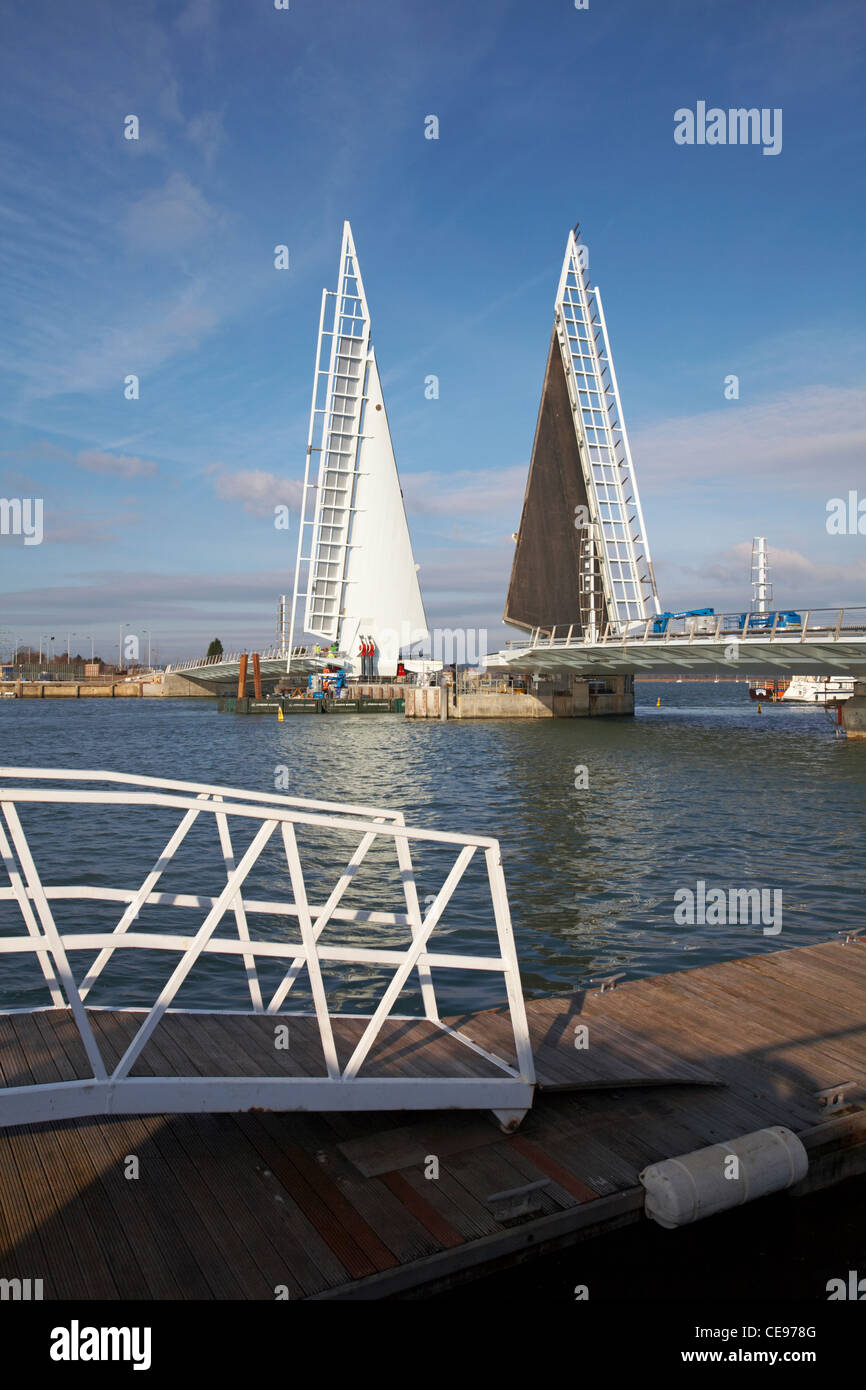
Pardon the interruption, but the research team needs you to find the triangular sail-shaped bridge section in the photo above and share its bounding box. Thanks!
[506,228,659,639]
[505,329,606,634]
[290,222,428,675]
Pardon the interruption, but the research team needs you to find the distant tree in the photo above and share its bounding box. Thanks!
[206,638,224,659]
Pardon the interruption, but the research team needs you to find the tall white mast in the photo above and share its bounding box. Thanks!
[750,537,772,613]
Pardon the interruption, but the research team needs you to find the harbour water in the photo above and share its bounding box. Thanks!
[1,681,863,1014]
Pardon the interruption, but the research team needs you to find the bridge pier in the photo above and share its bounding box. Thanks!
[405,674,634,718]
[842,681,866,739]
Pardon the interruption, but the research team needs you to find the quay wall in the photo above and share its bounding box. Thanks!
[0,680,143,698]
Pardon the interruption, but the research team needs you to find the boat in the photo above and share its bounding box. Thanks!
[780,675,855,704]
[748,678,790,701]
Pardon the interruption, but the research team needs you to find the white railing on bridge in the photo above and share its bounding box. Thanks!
[167,645,287,673]
[167,646,323,675]
[0,769,535,1128]
[506,607,866,650]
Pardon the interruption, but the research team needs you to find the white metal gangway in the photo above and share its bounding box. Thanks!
[0,769,535,1131]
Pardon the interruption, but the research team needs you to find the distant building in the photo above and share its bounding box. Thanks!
[84,661,103,680]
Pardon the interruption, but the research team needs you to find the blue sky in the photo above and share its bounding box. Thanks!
[1,0,864,662]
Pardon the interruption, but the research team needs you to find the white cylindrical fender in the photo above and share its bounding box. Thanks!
[640,1126,808,1228]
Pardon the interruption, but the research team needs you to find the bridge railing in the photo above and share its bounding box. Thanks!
[0,768,535,1128]
[504,607,866,650]
[167,646,325,675]
[167,644,287,674]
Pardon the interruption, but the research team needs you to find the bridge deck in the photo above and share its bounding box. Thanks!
[1,939,864,1299]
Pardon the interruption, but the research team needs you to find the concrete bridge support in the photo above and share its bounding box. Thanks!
[842,681,866,739]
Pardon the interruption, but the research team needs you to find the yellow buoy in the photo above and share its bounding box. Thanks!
[277,707,284,722]
[656,697,661,707]
[757,704,762,714]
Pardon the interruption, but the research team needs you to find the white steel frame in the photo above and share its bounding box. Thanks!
[289,222,371,664]
[0,769,535,1129]
[555,229,660,635]
[750,537,773,614]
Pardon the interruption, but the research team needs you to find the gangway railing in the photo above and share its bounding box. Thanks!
[0,769,535,1130]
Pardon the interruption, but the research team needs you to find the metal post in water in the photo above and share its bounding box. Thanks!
[237,653,248,699]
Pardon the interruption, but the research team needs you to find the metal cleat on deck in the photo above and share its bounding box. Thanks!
[837,928,866,945]
[485,1178,551,1223]
[594,972,626,993]
[815,1082,856,1113]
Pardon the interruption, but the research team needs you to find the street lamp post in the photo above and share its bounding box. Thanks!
[118,622,131,672]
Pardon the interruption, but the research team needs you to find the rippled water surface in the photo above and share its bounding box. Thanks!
[1,684,863,1013]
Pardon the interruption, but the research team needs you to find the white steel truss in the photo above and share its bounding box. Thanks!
[0,768,535,1128]
[555,229,660,634]
[288,222,427,676]
[294,222,371,644]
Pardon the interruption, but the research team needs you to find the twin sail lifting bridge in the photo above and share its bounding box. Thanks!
[505,225,660,643]
[288,222,428,678]
[496,228,866,679]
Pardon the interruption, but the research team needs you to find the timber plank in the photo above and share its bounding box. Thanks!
[0,1016,118,1298]
[253,1109,445,1265]
[9,1013,144,1299]
[32,1012,184,1300]
[236,1112,398,1279]
[81,1016,240,1298]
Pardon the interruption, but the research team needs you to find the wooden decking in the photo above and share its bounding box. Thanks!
[1,939,865,1299]
[0,1011,512,1088]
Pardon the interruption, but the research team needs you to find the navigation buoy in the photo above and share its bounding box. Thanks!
[277,707,284,722]
[656,697,661,707]
[757,703,762,714]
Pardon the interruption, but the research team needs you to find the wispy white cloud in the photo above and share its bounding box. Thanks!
[76,450,159,478]
[47,511,141,546]
[24,284,220,399]
[175,0,220,37]
[121,172,225,254]
[185,110,225,167]
[634,386,866,493]
[210,467,301,516]
[402,464,526,519]
[664,541,866,612]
